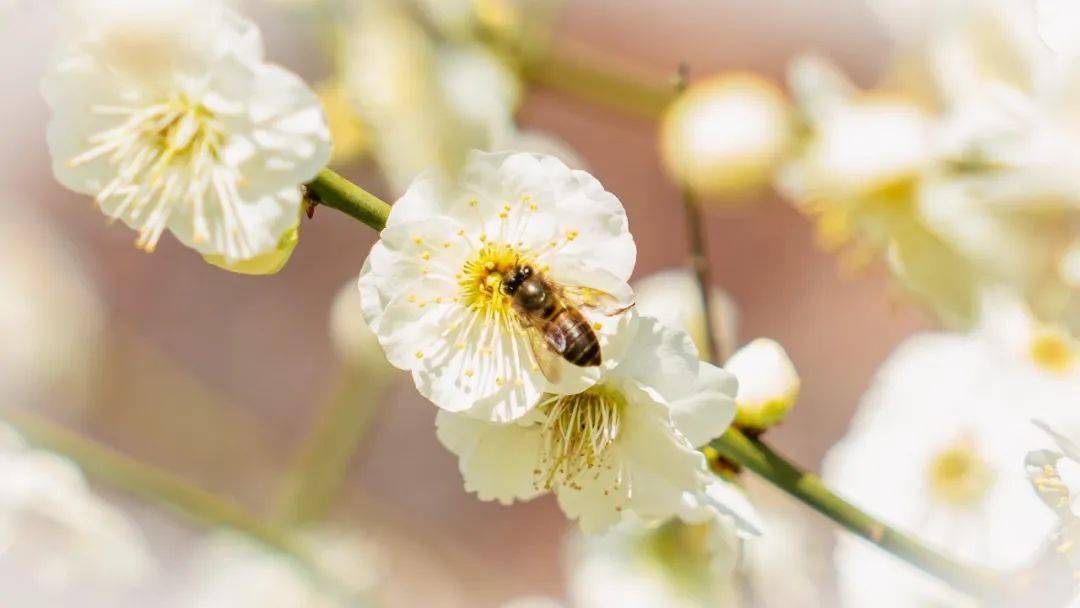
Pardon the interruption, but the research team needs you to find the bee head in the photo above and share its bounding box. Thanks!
[502,264,533,296]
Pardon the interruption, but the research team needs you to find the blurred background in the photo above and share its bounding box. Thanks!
[0,1,934,606]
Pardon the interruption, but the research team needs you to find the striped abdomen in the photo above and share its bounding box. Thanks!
[545,305,601,367]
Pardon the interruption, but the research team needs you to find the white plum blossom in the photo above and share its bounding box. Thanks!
[360,150,637,422]
[0,424,152,590]
[436,317,738,533]
[823,327,1079,607]
[43,0,330,263]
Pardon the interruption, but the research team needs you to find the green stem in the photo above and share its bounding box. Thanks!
[308,168,392,232]
[710,429,1000,597]
[273,370,389,527]
[1,409,312,565]
[522,48,674,119]
[306,157,1002,600]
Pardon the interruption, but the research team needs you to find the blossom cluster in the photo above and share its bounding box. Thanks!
[359,149,774,534]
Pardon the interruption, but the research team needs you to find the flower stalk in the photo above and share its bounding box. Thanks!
[305,150,1004,600]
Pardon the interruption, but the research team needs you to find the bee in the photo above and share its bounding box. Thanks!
[502,264,632,381]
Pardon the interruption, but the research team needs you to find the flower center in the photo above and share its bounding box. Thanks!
[1029,329,1077,374]
[926,437,994,507]
[536,385,625,490]
[69,94,249,258]
[458,242,526,324]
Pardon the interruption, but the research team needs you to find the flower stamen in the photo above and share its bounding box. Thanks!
[536,386,626,491]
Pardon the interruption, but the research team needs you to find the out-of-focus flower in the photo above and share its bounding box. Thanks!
[328,277,394,378]
[317,80,371,167]
[501,597,566,608]
[823,328,1078,607]
[0,424,152,590]
[342,0,522,195]
[436,318,738,533]
[43,0,330,264]
[660,73,792,203]
[566,516,742,608]
[0,214,103,406]
[177,527,377,607]
[1026,420,1080,603]
[779,55,983,325]
[723,339,799,432]
[359,151,636,422]
[632,269,739,361]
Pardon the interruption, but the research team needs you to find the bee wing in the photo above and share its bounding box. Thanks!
[521,322,564,383]
[560,284,635,317]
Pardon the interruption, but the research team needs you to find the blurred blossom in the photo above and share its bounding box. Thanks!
[0,214,103,406]
[501,597,566,608]
[436,318,740,533]
[632,269,739,360]
[659,73,793,204]
[177,527,377,607]
[359,151,637,422]
[0,424,152,591]
[43,0,330,264]
[565,517,742,608]
[723,339,799,432]
[342,0,521,194]
[1027,420,1080,602]
[823,318,1080,607]
[329,277,394,377]
[317,80,372,167]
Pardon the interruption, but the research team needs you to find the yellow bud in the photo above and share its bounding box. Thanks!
[659,72,793,204]
[725,338,800,431]
[203,225,299,276]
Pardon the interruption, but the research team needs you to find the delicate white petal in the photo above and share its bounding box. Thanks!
[435,410,545,505]
[668,363,738,448]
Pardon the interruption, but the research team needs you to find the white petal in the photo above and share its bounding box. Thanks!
[435,410,545,505]
[608,317,700,403]
[668,363,738,448]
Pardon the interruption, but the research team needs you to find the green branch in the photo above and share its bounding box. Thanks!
[710,429,1001,597]
[308,168,391,232]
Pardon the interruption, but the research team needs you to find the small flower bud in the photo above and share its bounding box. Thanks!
[203,225,299,276]
[725,338,800,431]
[660,73,793,204]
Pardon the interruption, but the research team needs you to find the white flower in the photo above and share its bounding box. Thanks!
[823,330,1077,607]
[435,317,738,532]
[659,72,793,202]
[43,0,330,262]
[0,425,152,590]
[177,528,377,607]
[0,214,103,406]
[360,150,637,422]
[342,0,521,195]
[724,339,800,431]
[632,268,739,360]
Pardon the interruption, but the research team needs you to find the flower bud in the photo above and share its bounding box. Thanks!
[632,269,739,360]
[203,224,299,275]
[329,280,394,377]
[724,338,800,431]
[659,72,793,203]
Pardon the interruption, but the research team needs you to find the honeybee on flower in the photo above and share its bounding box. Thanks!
[359,150,637,422]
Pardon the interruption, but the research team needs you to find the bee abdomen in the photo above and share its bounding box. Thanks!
[554,309,601,367]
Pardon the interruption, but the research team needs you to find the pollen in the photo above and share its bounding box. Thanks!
[535,385,626,491]
[70,93,250,258]
[1029,329,1077,374]
[566,230,580,241]
[458,242,529,326]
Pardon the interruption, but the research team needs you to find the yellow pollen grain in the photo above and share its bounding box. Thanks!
[529,203,538,211]
[1030,330,1077,373]
[414,351,424,359]
[495,376,505,387]
[566,230,580,241]
[434,297,443,304]
[593,322,603,331]
[465,369,474,378]
[421,252,431,261]
[407,295,417,303]
[443,242,452,249]
[468,198,478,207]
[412,236,424,245]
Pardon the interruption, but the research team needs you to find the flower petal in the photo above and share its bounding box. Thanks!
[435,410,545,505]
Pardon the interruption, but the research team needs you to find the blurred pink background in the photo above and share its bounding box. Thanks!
[0,1,932,605]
